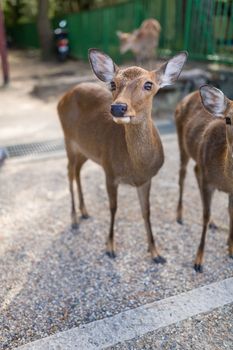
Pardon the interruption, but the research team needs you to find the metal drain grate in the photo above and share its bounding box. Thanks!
[4,139,65,158]
[2,122,175,160]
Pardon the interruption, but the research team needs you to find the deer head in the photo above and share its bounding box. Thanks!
[116,31,134,54]
[89,49,187,125]
[200,85,233,154]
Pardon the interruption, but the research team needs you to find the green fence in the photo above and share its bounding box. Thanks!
[184,0,233,64]
[7,0,233,64]
[8,22,40,49]
[60,0,184,62]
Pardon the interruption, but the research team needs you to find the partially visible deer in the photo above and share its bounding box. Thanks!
[58,49,187,262]
[117,18,161,65]
[175,85,233,272]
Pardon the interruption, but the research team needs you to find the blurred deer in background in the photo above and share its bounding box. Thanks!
[175,85,233,272]
[117,18,161,66]
[58,48,187,262]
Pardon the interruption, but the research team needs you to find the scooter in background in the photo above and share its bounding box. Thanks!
[54,20,69,62]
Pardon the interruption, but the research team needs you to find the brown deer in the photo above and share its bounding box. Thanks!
[57,49,187,262]
[175,85,233,272]
[117,18,161,65]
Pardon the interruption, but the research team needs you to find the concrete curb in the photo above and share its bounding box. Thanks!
[16,277,233,350]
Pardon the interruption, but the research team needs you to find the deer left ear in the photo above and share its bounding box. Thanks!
[88,48,118,82]
[155,52,188,88]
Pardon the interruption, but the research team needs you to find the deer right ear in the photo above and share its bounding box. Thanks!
[200,85,228,117]
[88,48,118,82]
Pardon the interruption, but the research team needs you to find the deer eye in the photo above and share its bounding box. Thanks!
[144,81,153,91]
[226,117,231,125]
[110,81,116,91]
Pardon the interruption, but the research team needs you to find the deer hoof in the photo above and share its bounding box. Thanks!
[106,251,116,259]
[153,255,166,264]
[81,214,90,220]
[176,218,183,225]
[194,264,203,273]
[71,222,79,230]
[209,221,218,230]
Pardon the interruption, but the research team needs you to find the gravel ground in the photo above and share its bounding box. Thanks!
[0,135,233,349]
[107,303,233,349]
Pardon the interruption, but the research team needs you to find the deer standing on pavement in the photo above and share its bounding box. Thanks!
[175,85,233,272]
[58,49,187,262]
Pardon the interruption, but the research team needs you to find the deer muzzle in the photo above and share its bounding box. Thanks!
[111,103,128,118]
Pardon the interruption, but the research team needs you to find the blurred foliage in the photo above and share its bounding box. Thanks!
[2,0,127,26]
[3,0,37,26]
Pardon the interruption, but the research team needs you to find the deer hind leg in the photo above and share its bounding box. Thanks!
[106,176,118,258]
[137,180,166,264]
[67,159,78,229]
[176,137,189,225]
[75,153,89,219]
[194,176,214,273]
[228,194,233,258]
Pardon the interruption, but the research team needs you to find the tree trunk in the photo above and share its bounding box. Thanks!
[37,0,53,60]
[0,2,9,84]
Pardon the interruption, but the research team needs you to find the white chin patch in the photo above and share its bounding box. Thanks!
[113,116,131,124]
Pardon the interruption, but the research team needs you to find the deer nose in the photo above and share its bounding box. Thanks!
[111,103,127,118]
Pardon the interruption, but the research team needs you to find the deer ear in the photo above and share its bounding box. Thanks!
[200,85,228,117]
[155,52,188,88]
[116,31,123,38]
[88,48,118,82]
[116,31,129,39]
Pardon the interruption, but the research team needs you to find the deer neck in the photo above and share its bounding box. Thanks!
[124,116,162,170]
[224,122,233,178]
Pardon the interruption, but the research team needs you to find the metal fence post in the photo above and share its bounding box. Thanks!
[103,8,109,54]
[183,0,192,52]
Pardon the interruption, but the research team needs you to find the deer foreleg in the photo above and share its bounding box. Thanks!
[137,180,166,264]
[194,180,214,272]
[228,194,233,258]
[176,152,189,224]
